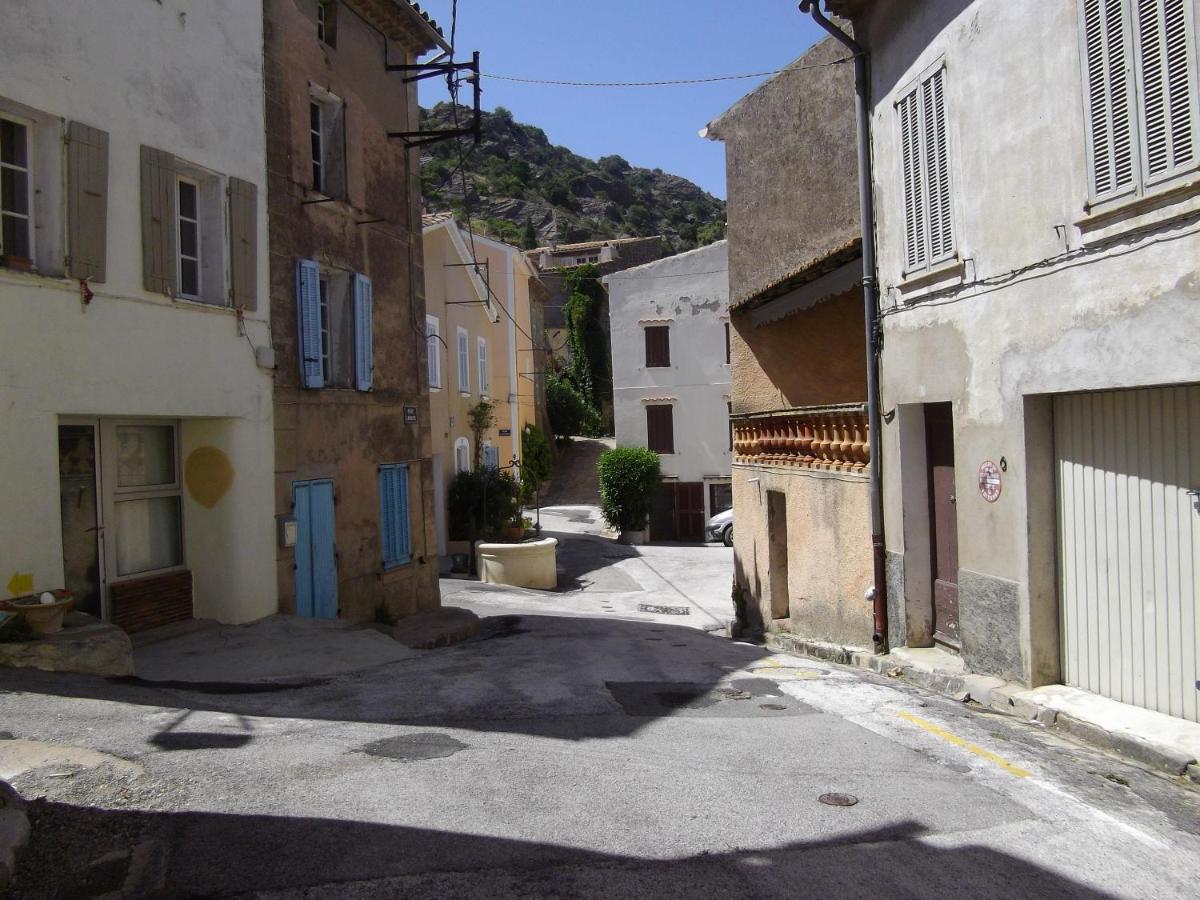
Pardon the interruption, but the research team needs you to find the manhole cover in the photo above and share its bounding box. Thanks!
[638,604,691,615]
[359,733,467,762]
[759,703,788,711]
[819,793,859,807]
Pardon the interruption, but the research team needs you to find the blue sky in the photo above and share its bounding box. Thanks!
[416,2,825,199]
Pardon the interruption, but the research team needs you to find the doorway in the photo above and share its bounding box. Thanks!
[673,482,706,542]
[767,490,789,622]
[293,479,338,618]
[924,403,960,648]
[58,422,103,616]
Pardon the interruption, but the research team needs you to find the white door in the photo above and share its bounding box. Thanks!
[1055,385,1199,722]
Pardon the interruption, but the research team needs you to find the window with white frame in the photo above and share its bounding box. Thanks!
[477,336,489,395]
[1080,0,1199,204]
[317,1,337,47]
[896,64,954,273]
[454,436,471,473]
[0,116,31,262]
[426,315,442,389]
[309,88,346,198]
[110,422,183,577]
[457,327,470,393]
[176,178,201,298]
[295,260,373,391]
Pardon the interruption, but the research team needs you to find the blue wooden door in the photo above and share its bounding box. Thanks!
[293,479,338,618]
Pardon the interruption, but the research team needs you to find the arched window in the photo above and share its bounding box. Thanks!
[454,437,471,474]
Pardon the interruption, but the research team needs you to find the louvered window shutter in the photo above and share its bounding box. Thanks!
[898,88,927,270]
[140,145,177,295]
[1081,0,1138,199]
[228,177,258,311]
[67,122,109,282]
[379,465,411,568]
[1133,0,1198,182]
[353,273,374,391]
[923,70,954,262]
[296,259,324,389]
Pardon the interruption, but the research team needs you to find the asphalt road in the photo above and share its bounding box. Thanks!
[3,514,1199,898]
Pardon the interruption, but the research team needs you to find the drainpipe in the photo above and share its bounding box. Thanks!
[799,1,888,653]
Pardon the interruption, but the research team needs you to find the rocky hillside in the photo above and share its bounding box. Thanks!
[420,103,726,251]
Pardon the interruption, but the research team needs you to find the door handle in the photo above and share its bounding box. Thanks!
[1188,490,1200,514]
[948,495,956,505]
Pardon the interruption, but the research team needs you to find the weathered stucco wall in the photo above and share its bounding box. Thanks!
[0,0,276,623]
[733,466,873,648]
[860,0,1200,685]
[730,289,866,416]
[608,242,731,491]
[266,0,438,623]
[707,35,859,308]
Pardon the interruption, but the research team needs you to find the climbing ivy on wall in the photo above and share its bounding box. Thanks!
[561,263,611,423]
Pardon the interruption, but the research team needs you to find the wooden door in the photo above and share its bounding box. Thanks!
[294,479,338,619]
[674,482,705,542]
[650,482,675,541]
[58,423,104,616]
[925,404,960,647]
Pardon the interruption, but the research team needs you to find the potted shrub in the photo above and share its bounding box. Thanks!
[597,446,661,544]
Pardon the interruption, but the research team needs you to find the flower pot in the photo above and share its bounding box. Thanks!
[619,529,648,546]
[0,592,73,635]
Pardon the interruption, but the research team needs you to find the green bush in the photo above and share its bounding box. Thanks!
[546,373,591,440]
[597,446,661,533]
[448,468,519,541]
[519,423,553,502]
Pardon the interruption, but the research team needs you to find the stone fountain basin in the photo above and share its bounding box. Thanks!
[476,537,558,590]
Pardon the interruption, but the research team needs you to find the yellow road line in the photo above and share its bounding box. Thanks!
[895,710,1031,778]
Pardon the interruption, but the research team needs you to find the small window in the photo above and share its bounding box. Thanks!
[0,116,31,262]
[296,262,367,390]
[426,315,441,389]
[477,336,489,395]
[176,178,201,298]
[457,327,470,393]
[724,322,731,364]
[897,64,954,273]
[316,1,337,48]
[646,404,674,454]
[309,89,346,198]
[645,325,670,367]
[378,463,411,569]
[454,436,471,473]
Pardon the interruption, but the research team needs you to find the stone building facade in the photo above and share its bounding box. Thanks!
[706,35,876,645]
[0,0,276,631]
[832,0,1200,723]
[264,0,447,623]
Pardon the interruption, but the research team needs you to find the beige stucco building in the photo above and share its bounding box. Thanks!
[423,214,546,561]
[0,0,276,630]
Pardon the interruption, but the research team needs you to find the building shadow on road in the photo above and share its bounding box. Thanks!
[10,802,1117,899]
[2,613,780,744]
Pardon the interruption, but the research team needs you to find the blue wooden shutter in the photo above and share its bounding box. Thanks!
[296,259,323,389]
[354,273,374,391]
[379,464,411,568]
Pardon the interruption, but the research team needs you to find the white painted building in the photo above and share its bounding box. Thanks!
[607,241,732,540]
[831,0,1200,722]
[0,1,276,630]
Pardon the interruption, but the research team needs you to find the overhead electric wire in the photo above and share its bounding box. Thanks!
[478,56,855,87]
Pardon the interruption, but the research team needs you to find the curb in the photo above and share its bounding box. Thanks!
[765,633,1200,780]
[0,779,30,891]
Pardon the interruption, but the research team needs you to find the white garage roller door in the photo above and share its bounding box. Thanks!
[1055,385,1200,722]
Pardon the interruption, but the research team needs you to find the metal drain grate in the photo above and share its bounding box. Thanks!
[638,603,690,615]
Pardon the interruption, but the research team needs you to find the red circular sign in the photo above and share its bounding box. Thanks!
[978,460,1002,502]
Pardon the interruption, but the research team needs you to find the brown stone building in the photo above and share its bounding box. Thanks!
[705,35,874,646]
[264,0,448,622]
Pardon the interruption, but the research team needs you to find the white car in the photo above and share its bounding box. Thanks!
[705,508,733,546]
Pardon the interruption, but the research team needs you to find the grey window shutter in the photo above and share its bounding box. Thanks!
[898,88,926,270]
[140,145,177,295]
[923,69,954,262]
[296,259,324,388]
[1133,0,1198,182]
[1081,0,1138,199]
[353,273,374,391]
[228,177,258,311]
[66,122,109,282]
